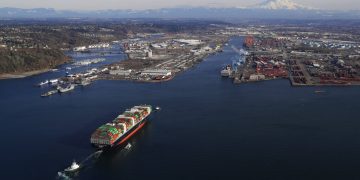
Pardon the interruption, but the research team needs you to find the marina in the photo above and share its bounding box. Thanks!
[33,42,125,96]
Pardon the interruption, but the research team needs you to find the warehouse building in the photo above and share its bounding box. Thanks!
[141,69,172,76]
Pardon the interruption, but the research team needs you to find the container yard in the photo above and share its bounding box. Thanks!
[221,24,360,86]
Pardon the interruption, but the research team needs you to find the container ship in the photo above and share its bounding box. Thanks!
[90,105,152,149]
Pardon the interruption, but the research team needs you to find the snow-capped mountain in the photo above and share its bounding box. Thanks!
[252,0,310,10]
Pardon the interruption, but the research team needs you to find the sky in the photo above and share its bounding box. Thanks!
[1,0,359,10]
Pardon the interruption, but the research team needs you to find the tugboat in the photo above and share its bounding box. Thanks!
[64,161,80,173]
[58,161,80,178]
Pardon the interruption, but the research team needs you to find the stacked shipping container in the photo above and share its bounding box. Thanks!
[90,105,152,147]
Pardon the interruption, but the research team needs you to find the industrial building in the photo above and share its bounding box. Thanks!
[109,69,133,76]
[141,69,172,76]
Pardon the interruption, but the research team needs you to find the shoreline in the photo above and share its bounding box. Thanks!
[0,69,51,80]
[233,76,360,87]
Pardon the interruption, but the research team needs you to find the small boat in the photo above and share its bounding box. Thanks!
[125,143,132,150]
[73,58,105,66]
[49,79,59,86]
[155,106,161,111]
[315,90,326,94]
[64,161,80,173]
[51,69,58,72]
[37,80,49,86]
[58,84,75,93]
[41,90,58,97]
[80,79,91,86]
[221,65,232,77]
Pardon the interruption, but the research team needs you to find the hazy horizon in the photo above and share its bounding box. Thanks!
[1,0,360,11]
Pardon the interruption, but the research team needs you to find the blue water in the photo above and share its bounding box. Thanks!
[1,37,360,180]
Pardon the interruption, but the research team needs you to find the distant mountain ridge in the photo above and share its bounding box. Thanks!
[0,5,359,20]
[252,0,311,10]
